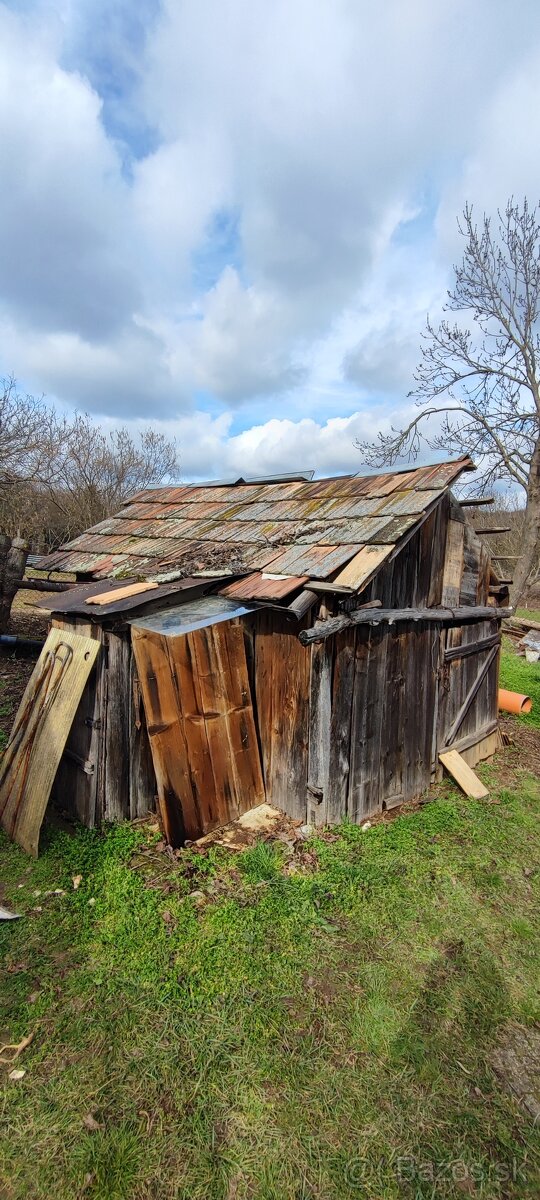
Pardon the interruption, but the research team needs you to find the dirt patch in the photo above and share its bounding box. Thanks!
[491,1024,540,1121]
[497,717,540,781]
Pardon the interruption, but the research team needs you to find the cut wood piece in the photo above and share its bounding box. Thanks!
[0,628,100,855]
[333,543,393,590]
[441,518,464,606]
[86,581,158,605]
[439,749,489,799]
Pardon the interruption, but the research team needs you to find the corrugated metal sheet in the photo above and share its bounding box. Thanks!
[35,456,474,584]
[220,572,309,600]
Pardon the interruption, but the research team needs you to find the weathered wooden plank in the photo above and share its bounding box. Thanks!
[326,628,356,823]
[443,643,499,747]
[444,632,500,662]
[103,632,131,822]
[348,626,387,822]
[447,719,498,755]
[0,628,100,855]
[86,581,158,605]
[441,519,465,606]
[254,611,310,819]
[460,523,484,606]
[307,639,333,824]
[332,544,393,590]
[128,654,156,819]
[131,626,197,844]
[379,625,406,807]
[439,749,489,799]
[192,622,265,824]
[51,620,105,827]
[165,630,218,830]
[252,610,275,793]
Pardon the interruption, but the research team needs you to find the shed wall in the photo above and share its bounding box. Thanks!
[49,491,503,841]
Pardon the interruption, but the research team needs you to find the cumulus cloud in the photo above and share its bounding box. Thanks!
[2,0,540,468]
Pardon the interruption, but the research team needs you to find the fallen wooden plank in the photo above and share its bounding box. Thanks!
[439,749,489,799]
[0,628,100,855]
[86,581,158,605]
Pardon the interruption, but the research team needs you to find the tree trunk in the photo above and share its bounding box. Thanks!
[509,441,540,608]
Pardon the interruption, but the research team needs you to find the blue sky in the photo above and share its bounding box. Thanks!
[2,0,540,479]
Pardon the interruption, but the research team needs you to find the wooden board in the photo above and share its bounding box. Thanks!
[86,581,158,605]
[333,543,393,590]
[0,627,100,855]
[439,749,489,799]
[441,518,465,606]
[132,619,265,844]
[253,610,310,821]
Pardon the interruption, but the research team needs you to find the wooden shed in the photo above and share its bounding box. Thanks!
[0,458,511,854]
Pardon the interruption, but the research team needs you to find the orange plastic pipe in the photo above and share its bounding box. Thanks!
[498,688,533,714]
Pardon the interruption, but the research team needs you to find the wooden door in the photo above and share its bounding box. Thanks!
[436,618,500,763]
[132,619,265,845]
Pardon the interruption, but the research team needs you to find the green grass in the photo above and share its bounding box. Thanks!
[499,650,540,728]
[2,771,540,1199]
[516,607,540,624]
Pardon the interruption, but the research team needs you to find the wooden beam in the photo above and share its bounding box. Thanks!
[299,606,512,646]
[304,580,354,595]
[444,632,500,661]
[473,527,511,535]
[459,496,495,506]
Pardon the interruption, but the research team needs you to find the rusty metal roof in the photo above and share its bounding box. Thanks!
[34,456,475,593]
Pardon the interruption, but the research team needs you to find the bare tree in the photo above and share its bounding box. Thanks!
[43,414,178,534]
[0,378,51,492]
[357,199,540,605]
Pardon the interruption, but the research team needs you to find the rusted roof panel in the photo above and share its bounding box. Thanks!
[264,543,358,578]
[36,456,475,584]
[114,501,169,520]
[415,456,475,488]
[371,514,419,544]
[375,488,442,517]
[309,514,395,545]
[35,576,215,616]
[220,572,308,600]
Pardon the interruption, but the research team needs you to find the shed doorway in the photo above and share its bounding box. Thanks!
[131,598,265,845]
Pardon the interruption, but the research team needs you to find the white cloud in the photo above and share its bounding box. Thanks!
[2,0,540,465]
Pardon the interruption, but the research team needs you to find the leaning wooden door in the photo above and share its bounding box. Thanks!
[437,618,500,764]
[132,619,265,845]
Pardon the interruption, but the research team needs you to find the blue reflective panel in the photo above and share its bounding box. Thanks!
[130,594,259,636]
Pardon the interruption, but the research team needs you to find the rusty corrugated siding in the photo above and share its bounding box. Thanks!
[220,572,309,600]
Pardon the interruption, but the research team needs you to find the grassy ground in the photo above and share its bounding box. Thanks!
[516,607,540,624]
[1,651,539,1198]
[499,650,540,729]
